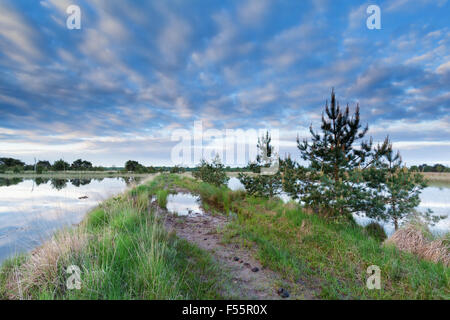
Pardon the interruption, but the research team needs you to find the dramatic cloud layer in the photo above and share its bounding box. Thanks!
[0,0,449,166]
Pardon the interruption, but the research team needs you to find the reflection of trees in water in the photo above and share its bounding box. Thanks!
[70,179,92,187]
[0,177,23,187]
[50,179,67,190]
[0,176,138,189]
[122,176,142,186]
[35,177,50,186]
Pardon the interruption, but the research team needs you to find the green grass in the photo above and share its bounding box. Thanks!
[156,189,169,209]
[167,174,450,300]
[0,177,228,300]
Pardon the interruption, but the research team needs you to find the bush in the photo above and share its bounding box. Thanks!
[170,165,184,173]
[238,131,281,198]
[71,159,93,171]
[13,166,22,174]
[364,222,387,242]
[52,159,70,171]
[125,160,147,172]
[193,155,229,187]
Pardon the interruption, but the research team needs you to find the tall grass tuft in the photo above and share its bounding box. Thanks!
[0,229,87,299]
[156,189,169,209]
[384,222,449,267]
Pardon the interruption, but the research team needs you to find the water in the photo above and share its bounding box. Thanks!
[228,177,245,191]
[227,177,450,236]
[354,184,450,236]
[0,177,139,264]
[166,193,204,216]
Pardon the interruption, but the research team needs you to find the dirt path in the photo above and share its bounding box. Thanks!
[156,198,316,300]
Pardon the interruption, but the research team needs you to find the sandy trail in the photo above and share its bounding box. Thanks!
[156,197,316,300]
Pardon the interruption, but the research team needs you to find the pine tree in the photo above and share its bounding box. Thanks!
[238,131,281,198]
[369,138,441,230]
[193,154,229,187]
[296,89,379,217]
[279,155,300,199]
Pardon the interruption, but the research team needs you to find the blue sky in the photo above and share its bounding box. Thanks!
[0,0,449,166]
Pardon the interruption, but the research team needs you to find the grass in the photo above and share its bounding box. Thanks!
[385,222,449,267]
[422,172,450,184]
[156,189,169,209]
[0,177,228,299]
[1,173,448,300]
[168,174,449,300]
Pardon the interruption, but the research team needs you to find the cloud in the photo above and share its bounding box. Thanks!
[385,0,448,12]
[190,10,239,67]
[0,1,44,64]
[347,4,368,30]
[0,0,448,166]
[436,61,450,74]
[393,140,450,150]
[157,15,192,66]
[238,0,272,26]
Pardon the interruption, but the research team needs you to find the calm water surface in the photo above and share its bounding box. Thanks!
[166,193,204,216]
[0,177,140,263]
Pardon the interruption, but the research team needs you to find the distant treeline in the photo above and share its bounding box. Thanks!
[123,160,244,174]
[410,163,450,173]
[0,157,103,173]
[1,157,448,174]
[0,157,246,174]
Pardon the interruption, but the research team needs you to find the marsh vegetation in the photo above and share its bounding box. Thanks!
[1,174,447,300]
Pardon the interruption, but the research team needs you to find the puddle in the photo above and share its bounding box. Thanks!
[166,193,204,216]
[227,177,245,191]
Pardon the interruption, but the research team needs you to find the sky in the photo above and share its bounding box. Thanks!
[0,0,449,167]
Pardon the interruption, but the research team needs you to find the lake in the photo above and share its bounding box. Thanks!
[227,177,450,236]
[0,177,141,264]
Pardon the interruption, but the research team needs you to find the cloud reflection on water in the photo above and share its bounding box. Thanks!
[0,177,136,263]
